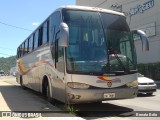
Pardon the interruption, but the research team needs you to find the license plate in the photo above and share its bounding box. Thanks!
[144,87,148,89]
[104,93,115,98]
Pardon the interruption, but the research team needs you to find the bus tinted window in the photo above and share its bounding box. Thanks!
[17,48,19,58]
[24,40,28,55]
[34,30,39,49]
[22,43,25,55]
[57,46,64,72]
[19,46,22,57]
[38,27,43,46]
[28,36,33,52]
[27,39,29,53]
[43,21,48,44]
[49,12,61,43]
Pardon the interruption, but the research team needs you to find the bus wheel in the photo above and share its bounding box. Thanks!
[42,79,51,102]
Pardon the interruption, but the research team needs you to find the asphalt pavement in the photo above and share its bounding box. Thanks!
[0,76,84,120]
[0,76,160,120]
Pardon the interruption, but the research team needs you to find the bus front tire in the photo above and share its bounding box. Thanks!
[42,79,51,102]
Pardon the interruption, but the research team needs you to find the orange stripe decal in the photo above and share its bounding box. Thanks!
[98,76,111,81]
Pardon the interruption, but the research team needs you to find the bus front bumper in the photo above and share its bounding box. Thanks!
[67,87,138,104]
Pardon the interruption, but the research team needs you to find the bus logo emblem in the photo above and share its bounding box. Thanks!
[107,81,112,87]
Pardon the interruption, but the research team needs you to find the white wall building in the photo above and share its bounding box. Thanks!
[76,0,160,64]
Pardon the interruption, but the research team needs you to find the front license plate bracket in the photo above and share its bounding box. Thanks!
[104,93,115,98]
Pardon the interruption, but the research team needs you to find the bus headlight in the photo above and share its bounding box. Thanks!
[67,82,90,89]
[126,80,138,87]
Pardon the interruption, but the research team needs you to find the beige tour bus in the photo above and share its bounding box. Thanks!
[16,6,149,104]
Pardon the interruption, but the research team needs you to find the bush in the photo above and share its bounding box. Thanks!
[138,62,160,80]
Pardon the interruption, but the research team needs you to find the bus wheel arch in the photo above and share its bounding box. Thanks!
[42,75,52,101]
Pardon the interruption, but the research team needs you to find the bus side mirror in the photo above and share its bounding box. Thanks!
[59,22,69,47]
[132,30,149,51]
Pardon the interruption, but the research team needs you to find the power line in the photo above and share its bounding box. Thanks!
[96,0,108,7]
[0,21,32,31]
[115,0,141,6]
[0,46,16,51]
[96,0,142,11]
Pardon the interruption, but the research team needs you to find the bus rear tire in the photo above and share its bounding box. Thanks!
[20,75,25,89]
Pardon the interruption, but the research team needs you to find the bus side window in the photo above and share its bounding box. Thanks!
[19,47,21,57]
[24,40,28,55]
[47,20,49,42]
[17,48,19,58]
[34,30,39,49]
[22,42,25,55]
[19,46,22,57]
[38,27,43,46]
[32,34,35,50]
[27,39,29,53]
[43,21,49,44]
[28,35,33,52]
[49,11,61,68]
[49,11,61,43]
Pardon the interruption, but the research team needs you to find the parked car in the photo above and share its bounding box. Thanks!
[12,72,16,76]
[138,73,157,95]
[0,71,5,76]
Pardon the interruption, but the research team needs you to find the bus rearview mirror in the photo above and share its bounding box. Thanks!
[59,22,69,47]
[132,30,149,51]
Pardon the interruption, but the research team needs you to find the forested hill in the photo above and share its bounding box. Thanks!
[0,56,16,73]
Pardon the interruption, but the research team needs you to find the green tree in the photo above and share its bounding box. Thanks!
[0,56,16,73]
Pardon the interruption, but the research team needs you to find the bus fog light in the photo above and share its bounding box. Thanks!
[126,80,138,87]
[68,93,75,99]
[75,95,81,99]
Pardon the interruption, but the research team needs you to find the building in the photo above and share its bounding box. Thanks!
[76,0,160,64]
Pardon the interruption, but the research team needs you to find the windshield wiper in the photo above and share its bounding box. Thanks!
[109,47,130,74]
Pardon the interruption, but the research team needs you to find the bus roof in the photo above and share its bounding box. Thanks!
[17,6,125,49]
[58,5,125,16]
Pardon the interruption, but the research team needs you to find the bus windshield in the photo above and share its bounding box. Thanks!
[63,10,137,75]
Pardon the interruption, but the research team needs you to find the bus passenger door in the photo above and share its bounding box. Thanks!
[54,43,66,102]
[49,11,66,102]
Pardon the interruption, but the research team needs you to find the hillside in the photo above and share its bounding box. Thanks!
[0,56,16,73]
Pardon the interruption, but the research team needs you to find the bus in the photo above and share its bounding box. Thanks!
[16,6,149,104]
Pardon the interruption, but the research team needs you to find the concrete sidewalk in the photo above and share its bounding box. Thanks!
[0,76,83,120]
